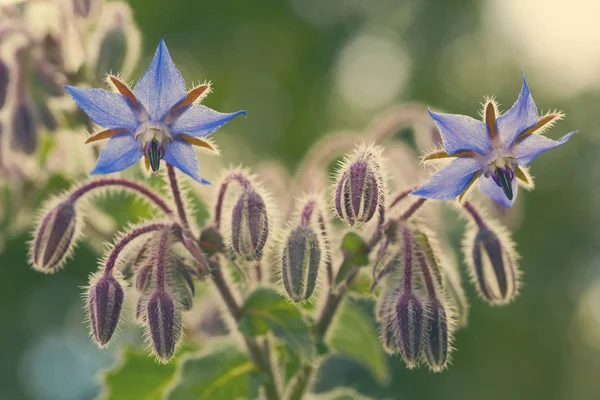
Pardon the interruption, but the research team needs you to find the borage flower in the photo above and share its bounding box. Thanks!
[65,39,246,183]
[413,74,576,207]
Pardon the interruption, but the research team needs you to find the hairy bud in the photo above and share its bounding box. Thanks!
[231,189,269,260]
[147,291,182,363]
[281,226,321,302]
[87,274,124,347]
[12,103,37,154]
[377,288,399,354]
[466,225,519,305]
[31,199,80,273]
[334,144,384,226]
[135,262,154,293]
[396,293,424,368]
[423,300,450,372]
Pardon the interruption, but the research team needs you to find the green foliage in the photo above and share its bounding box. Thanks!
[336,232,370,285]
[326,297,389,384]
[239,286,315,359]
[312,387,375,400]
[100,347,179,400]
[166,341,262,400]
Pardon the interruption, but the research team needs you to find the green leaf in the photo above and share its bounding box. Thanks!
[239,286,315,359]
[336,232,370,284]
[326,297,389,384]
[166,341,261,400]
[100,346,179,400]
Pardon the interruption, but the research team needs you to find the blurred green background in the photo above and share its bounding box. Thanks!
[2,0,600,399]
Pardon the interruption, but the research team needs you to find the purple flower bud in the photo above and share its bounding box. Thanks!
[395,293,424,368]
[334,145,384,226]
[147,291,182,363]
[135,262,154,293]
[377,288,400,354]
[231,189,269,261]
[423,300,450,372]
[281,225,321,302]
[0,59,8,110]
[135,296,148,324]
[31,200,79,273]
[87,274,124,347]
[11,103,37,154]
[469,227,519,305]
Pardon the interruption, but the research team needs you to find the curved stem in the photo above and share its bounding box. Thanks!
[69,178,173,217]
[389,186,419,209]
[166,164,189,229]
[463,201,487,229]
[213,172,251,229]
[103,223,166,276]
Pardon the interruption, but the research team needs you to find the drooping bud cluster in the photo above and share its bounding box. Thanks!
[279,196,329,302]
[462,202,520,305]
[334,144,385,226]
[375,224,455,371]
[30,198,82,273]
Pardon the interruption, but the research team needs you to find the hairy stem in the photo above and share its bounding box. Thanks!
[69,178,173,217]
[155,227,171,291]
[208,258,280,400]
[400,197,427,220]
[389,186,418,209]
[103,223,166,276]
[463,201,487,229]
[213,171,251,230]
[166,164,190,229]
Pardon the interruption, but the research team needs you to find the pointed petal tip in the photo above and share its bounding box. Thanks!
[201,178,211,185]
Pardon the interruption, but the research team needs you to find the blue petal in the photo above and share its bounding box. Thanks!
[429,110,492,156]
[170,106,247,137]
[479,174,518,208]
[496,73,539,147]
[133,39,187,121]
[91,132,141,175]
[513,130,577,166]
[412,158,482,200]
[163,137,208,183]
[65,86,138,132]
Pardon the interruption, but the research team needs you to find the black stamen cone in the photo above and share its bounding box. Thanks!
[494,167,513,200]
[148,140,161,172]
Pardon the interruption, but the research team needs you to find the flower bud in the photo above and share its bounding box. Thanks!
[281,226,321,302]
[147,291,182,363]
[200,226,225,255]
[135,262,154,293]
[231,189,269,261]
[87,274,124,347]
[135,295,148,324]
[395,293,424,368]
[334,145,384,226]
[467,226,519,305]
[423,300,450,372]
[11,103,37,154]
[31,200,80,273]
[377,288,399,354]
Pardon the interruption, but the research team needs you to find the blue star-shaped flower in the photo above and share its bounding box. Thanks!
[65,39,246,183]
[412,74,576,207]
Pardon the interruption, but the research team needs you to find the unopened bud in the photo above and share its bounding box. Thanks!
[231,189,269,260]
[200,226,225,255]
[135,262,154,293]
[135,296,148,324]
[31,199,80,273]
[87,274,124,347]
[377,288,399,354]
[147,291,181,363]
[468,226,519,305]
[423,300,450,372]
[396,293,424,368]
[334,145,384,226]
[281,226,321,302]
[12,103,37,154]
